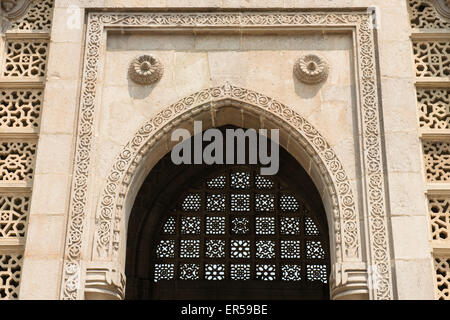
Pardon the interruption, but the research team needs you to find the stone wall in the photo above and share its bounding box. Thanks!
[0,0,445,300]
[407,0,450,300]
[0,0,54,299]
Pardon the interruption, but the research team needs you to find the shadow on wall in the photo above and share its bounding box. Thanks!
[293,73,325,99]
[128,77,155,99]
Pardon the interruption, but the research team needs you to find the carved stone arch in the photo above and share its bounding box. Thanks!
[86,84,368,300]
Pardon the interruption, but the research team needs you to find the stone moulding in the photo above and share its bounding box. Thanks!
[61,10,393,301]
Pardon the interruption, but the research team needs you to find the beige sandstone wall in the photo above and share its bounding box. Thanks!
[1,0,446,300]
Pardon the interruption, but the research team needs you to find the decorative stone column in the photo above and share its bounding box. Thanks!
[84,263,126,300]
[330,263,369,300]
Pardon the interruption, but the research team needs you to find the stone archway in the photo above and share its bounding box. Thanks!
[85,84,367,300]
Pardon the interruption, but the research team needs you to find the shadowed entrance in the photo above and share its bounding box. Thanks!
[125,127,330,300]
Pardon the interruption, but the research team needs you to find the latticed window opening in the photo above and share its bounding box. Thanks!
[417,88,450,130]
[434,255,450,300]
[3,40,49,78]
[0,254,23,299]
[9,0,55,32]
[408,0,450,29]
[152,167,329,283]
[413,41,450,77]
[423,141,450,182]
[0,195,30,238]
[0,0,55,302]
[0,89,43,129]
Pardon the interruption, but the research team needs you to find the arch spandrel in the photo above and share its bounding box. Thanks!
[90,85,364,300]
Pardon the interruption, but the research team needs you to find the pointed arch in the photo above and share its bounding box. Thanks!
[93,84,361,277]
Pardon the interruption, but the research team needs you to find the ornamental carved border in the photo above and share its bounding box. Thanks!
[61,11,393,300]
[96,83,359,260]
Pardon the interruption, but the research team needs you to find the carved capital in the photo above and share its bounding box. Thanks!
[1,0,32,20]
[330,262,369,300]
[84,263,126,300]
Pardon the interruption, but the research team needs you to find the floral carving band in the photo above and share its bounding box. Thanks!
[61,10,393,301]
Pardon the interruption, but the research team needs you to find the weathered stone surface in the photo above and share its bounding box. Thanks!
[0,0,445,301]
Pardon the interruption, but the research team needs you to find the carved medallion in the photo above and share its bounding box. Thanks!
[128,55,164,85]
[293,54,329,84]
[1,0,32,20]
[433,0,450,19]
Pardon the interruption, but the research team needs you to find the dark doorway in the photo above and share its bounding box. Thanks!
[125,126,330,300]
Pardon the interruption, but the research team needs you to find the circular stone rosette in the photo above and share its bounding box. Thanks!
[128,55,164,85]
[293,54,329,85]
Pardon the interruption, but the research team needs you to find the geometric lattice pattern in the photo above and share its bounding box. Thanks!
[181,194,201,212]
[255,174,274,189]
[179,264,200,280]
[281,241,301,259]
[256,264,276,281]
[231,172,250,189]
[305,217,320,236]
[3,41,49,78]
[0,142,37,182]
[10,0,54,32]
[206,240,226,258]
[408,0,450,29]
[306,241,326,259]
[206,194,226,212]
[206,216,225,235]
[281,265,302,281]
[280,217,301,235]
[413,41,450,77]
[418,89,450,129]
[423,142,450,182]
[206,175,225,189]
[1,0,55,303]
[306,264,328,283]
[434,256,450,300]
[0,90,43,128]
[0,195,29,238]
[255,194,275,212]
[153,167,329,283]
[154,264,174,282]
[255,240,275,259]
[255,217,275,235]
[429,197,450,240]
[231,217,250,235]
[181,217,201,235]
[156,240,175,258]
[0,254,23,300]
[231,193,250,212]
[279,195,300,212]
[162,216,176,234]
[230,264,251,280]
